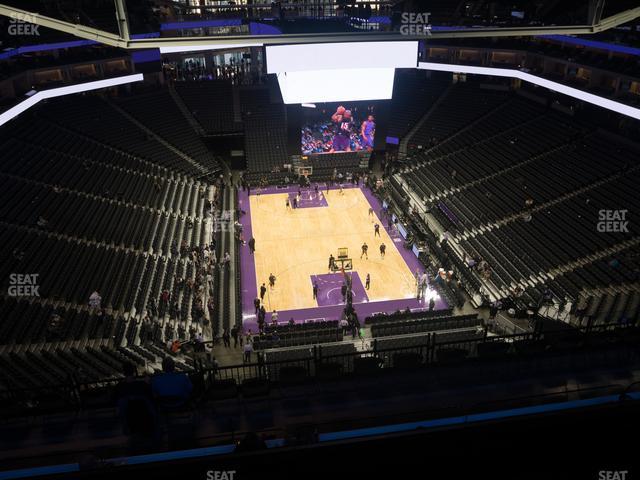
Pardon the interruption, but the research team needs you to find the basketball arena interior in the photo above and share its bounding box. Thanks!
[0,1,639,478]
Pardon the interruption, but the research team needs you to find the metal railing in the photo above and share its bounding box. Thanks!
[0,323,636,403]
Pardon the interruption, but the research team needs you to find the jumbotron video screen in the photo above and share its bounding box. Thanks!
[301,102,380,155]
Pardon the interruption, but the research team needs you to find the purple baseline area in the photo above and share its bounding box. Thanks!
[312,272,368,307]
[288,191,328,209]
[237,183,448,331]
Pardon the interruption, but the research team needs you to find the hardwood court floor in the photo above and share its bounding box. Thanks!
[249,187,417,313]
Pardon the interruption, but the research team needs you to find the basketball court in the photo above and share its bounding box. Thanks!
[238,183,447,329]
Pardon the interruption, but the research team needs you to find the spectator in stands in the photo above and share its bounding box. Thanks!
[194,332,205,352]
[429,297,436,311]
[248,237,256,253]
[36,216,49,228]
[161,289,170,305]
[89,291,102,309]
[465,255,476,269]
[115,362,157,439]
[151,357,193,408]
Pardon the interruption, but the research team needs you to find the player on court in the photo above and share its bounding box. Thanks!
[365,273,370,290]
[374,223,380,237]
[368,207,374,218]
[360,115,375,152]
[330,107,353,153]
[286,197,291,210]
[380,243,386,258]
[360,242,368,259]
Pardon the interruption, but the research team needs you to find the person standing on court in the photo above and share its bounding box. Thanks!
[380,243,386,258]
[258,306,266,333]
[374,223,380,237]
[328,254,335,272]
[269,273,276,289]
[360,242,368,259]
[368,207,374,218]
[286,197,291,210]
[260,283,267,301]
[341,283,348,302]
[254,297,260,314]
[248,237,256,254]
[365,273,370,290]
[313,282,318,300]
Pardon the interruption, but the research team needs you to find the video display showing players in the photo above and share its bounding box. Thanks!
[301,102,377,155]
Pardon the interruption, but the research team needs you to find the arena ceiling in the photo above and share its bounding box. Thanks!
[0,1,639,51]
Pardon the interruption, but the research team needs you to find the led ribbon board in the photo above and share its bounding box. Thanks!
[417,61,640,121]
[0,74,144,127]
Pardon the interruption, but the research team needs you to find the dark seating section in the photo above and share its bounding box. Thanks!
[239,88,290,182]
[310,153,362,181]
[365,308,454,325]
[38,95,216,176]
[574,288,640,326]
[371,313,481,337]
[458,170,639,294]
[0,91,220,373]
[175,81,241,134]
[407,82,509,150]
[397,84,640,300]
[253,321,342,349]
[551,249,640,301]
[387,69,451,140]
[114,90,219,172]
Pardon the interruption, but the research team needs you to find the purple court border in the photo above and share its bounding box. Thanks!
[237,183,447,332]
